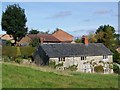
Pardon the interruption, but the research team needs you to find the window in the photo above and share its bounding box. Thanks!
[81,56,86,60]
[59,57,65,62]
[103,55,108,59]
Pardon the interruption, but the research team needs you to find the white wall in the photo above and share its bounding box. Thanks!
[49,55,113,73]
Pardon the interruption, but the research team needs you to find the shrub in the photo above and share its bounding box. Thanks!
[29,38,40,47]
[15,57,23,64]
[2,46,35,62]
[49,61,55,68]
[3,56,11,62]
[113,63,119,74]
[20,46,35,58]
[94,65,104,73]
[66,65,78,71]
[2,46,17,60]
[6,40,12,46]
[55,62,63,68]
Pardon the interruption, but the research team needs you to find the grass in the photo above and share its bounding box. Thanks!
[2,62,119,88]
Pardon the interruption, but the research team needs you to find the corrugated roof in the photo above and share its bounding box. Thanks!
[39,43,113,58]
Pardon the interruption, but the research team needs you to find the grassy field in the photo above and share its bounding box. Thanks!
[2,62,119,88]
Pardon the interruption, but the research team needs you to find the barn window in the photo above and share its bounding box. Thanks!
[81,56,86,60]
[103,55,108,59]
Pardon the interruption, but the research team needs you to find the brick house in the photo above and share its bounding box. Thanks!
[17,29,73,46]
[17,34,61,46]
[33,36,113,74]
[0,34,13,41]
[0,34,15,45]
[52,29,73,43]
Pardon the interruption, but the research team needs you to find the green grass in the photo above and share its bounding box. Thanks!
[2,63,119,88]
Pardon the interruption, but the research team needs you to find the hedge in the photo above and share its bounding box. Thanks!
[2,46,17,58]
[2,46,35,60]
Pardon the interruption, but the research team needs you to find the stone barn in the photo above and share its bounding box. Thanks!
[33,42,113,74]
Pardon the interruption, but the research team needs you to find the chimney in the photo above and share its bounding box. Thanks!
[82,35,88,45]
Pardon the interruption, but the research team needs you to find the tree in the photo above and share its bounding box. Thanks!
[39,30,50,34]
[74,38,82,43]
[87,33,97,43]
[1,4,28,45]
[29,29,39,34]
[95,25,116,48]
[29,38,40,47]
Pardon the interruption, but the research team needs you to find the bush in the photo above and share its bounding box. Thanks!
[29,38,40,47]
[55,62,63,68]
[2,46,17,60]
[66,65,78,71]
[3,56,11,62]
[94,65,104,73]
[113,63,119,74]
[6,40,12,46]
[49,61,55,68]
[20,46,35,58]
[15,57,23,64]
[2,46,35,63]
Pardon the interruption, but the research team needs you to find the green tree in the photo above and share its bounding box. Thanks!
[39,30,50,34]
[95,25,116,48]
[1,4,28,45]
[29,29,39,34]
[29,38,40,47]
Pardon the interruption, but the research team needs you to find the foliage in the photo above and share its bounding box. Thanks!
[74,38,82,43]
[66,65,78,71]
[2,63,118,88]
[49,61,56,68]
[52,28,59,34]
[2,4,28,44]
[15,57,23,64]
[39,30,50,34]
[110,48,120,64]
[55,62,63,68]
[6,40,12,46]
[113,63,119,74]
[114,34,120,46]
[88,34,97,43]
[16,47,21,57]
[2,46,17,60]
[2,46,35,62]
[29,29,39,34]
[29,38,40,47]
[20,46,35,58]
[3,56,11,62]
[95,25,116,48]
[94,65,104,73]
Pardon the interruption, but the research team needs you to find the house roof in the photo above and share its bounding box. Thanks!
[39,43,113,58]
[37,34,60,42]
[0,34,13,40]
[116,47,120,53]
[52,29,73,42]
[52,29,73,37]
[27,34,60,42]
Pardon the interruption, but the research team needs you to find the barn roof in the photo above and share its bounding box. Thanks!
[39,43,113,58]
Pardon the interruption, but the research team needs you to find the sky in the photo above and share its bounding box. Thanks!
[0,1,119,37]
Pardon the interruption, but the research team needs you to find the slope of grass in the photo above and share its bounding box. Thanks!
[2,63,119,88]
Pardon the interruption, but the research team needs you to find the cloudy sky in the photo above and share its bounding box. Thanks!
[1,2,118,37]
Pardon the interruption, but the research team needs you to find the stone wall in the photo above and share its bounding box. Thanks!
[49,55,113,73]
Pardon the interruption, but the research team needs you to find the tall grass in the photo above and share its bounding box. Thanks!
[2,63,119,88]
